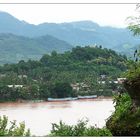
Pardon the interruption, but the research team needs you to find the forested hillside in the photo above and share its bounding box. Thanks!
[0,46,127,101]
[0,33,72,64]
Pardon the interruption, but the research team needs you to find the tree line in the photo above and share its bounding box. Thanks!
[0,45,127,101]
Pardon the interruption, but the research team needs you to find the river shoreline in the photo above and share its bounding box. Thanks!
[0,96,113,104]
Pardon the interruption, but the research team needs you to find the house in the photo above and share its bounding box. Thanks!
[117,78,126,84]
[0,74,6,77]
[98,81,106,84]
[71,83,90,91]
[113,81,119,84]
[71,83,80,91]
[18,75,27,79]
[100,74,106,79]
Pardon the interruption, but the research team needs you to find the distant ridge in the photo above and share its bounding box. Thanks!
[0,33,73,64]
[0,11,140,58]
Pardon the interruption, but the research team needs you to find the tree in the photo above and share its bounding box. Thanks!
[49,120,112,136]
[106,5,140,136]
[40,54,50,65]
[127,4,140,36]
[50,82,73,98]
[124,4,140,106]
[51,50,57,57]
[39,84,50,99]
[28,84,39,99]
[106,94,140,136]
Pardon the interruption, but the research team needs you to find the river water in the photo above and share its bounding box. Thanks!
[0,98,114,136]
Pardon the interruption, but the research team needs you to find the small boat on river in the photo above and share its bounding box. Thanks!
[47,95,97,101]
[71,97,78,100]
[47,97,78,101]
[78,95,97,99]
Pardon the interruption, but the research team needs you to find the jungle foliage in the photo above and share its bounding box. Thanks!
[0,116,30,136]
[0,46,127,101]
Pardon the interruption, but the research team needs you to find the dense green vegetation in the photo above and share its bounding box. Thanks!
[0,115,112,137]
[0,46,127,102]
[106,93,140,136]
[0,116,30,136]
[106,9,140,136]
[49,120,112,136]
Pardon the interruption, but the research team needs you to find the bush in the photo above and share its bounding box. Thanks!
[0,115,30,136]
[49,120,112,136]
[106,94,140,136]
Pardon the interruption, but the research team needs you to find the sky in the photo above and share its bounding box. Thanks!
[0,3,138,28]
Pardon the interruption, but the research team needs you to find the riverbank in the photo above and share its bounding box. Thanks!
[0,96,113,103]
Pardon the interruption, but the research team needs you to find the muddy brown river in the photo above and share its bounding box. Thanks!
[0,98,114,136]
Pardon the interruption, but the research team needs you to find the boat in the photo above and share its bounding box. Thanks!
[78,95,97,99]
[71,97,78,100]
[48,97,74,101]
[47,95,97,101]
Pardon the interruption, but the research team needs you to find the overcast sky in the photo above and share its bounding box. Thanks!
[0,3,138,27]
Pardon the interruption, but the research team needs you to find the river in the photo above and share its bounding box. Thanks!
[0,98,114,136]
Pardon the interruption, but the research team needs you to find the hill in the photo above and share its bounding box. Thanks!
[0,46,127,101]
[0,11,140,56]
[0,33,73,64]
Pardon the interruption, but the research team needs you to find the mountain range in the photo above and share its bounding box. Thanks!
[0,33,72,64]
[0,11,140,64]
